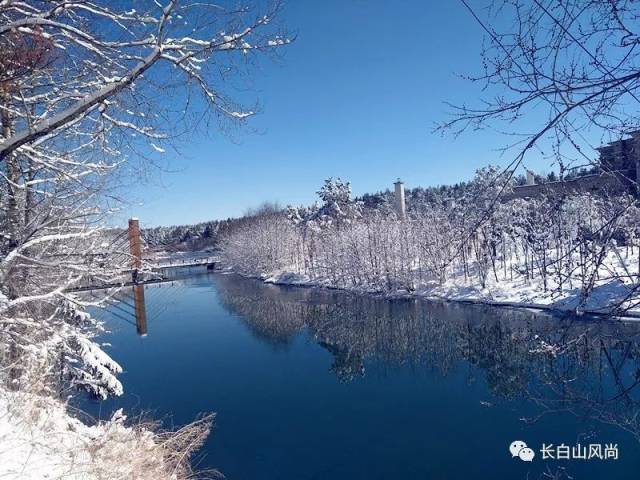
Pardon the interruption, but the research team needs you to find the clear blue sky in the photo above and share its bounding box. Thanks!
[123,0,562,227]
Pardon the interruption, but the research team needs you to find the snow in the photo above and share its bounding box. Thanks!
[264,271,312,286]
[229,110,254,119]
[414,248,640,317]
[75,335,123,398]
[267,38,290,46]
[0,389,160,480]
[150,142,165,153]
[0,2,286,476]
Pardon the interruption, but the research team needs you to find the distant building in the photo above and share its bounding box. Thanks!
[504,132,640,200]
[596,130,640,188]
[504,173,624,200]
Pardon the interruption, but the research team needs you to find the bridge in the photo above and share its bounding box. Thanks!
[70,258,220,293]
[64,218,224,336]
[152,255,220,270]
[68,218,221,293]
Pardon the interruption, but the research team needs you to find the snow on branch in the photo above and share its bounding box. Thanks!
[0,0,290,162]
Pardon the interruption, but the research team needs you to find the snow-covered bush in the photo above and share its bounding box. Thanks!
[0,389,215,480]
[222,212,298,277]
[0,299,123,399]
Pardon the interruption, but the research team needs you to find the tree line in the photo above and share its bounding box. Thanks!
[222,170,640,314]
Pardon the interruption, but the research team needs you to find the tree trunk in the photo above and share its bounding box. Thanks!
[1,90,22,250]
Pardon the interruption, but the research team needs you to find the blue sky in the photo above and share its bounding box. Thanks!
[124,0,564,227]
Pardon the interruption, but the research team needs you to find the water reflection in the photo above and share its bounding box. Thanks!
[132,284,148,336]
[92,268,206,337]
[211,274,640,443]
[83,273,640,479]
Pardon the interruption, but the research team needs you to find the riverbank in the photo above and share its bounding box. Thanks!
[246,248,640,320]
[0,386,212,480]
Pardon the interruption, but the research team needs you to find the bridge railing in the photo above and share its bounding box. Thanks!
[149,255,219,269]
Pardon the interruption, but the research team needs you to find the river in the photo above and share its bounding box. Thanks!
[80,270,640,479]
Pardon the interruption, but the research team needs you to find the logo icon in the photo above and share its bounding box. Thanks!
[510,440,535,462]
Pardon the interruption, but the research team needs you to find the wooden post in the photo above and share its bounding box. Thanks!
[133,284,148,336]
[128,218,142,282]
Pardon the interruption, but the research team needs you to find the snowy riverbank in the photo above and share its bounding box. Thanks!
[0,389,152,479]
[0,387,211,480]
[253,247,640,319]
[220,178,640,320]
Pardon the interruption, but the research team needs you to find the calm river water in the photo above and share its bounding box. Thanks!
[81,271,640,479]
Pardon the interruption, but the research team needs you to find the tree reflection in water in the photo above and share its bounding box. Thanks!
[213,274,640,443]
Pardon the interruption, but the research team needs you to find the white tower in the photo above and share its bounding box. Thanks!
[526,169,535,185]
[394,179,406,219]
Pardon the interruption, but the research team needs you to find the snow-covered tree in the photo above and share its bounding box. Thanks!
[221,170,640,312]
[0,0,290,397]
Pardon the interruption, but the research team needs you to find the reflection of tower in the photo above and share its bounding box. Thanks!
[133,284,148,336]
[394,179,406,219]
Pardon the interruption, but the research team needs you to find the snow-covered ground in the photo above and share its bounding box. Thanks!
[0,390,146,479]
[0,387,207,480]
[259,248,640,319]
[0,390,182,480]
